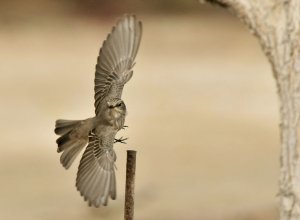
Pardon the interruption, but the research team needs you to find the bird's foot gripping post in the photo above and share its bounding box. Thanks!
[124,150,137,220]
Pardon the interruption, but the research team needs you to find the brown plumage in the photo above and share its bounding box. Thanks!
[54,15,142,207]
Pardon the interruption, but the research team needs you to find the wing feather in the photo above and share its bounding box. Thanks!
[94,15,142,115]
[76,132,117,207]
[110,169,117,199]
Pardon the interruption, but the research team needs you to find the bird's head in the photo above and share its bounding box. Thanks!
[106,98,127,116]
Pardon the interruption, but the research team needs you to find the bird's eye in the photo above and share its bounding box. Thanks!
[116,103,122,107]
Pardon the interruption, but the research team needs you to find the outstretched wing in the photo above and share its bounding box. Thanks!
[76,132,117,207]
[94,14,142,115]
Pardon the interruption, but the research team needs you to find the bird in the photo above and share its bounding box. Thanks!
[54,15,142,207]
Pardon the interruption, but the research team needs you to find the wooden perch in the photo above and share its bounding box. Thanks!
[124,150,137,220]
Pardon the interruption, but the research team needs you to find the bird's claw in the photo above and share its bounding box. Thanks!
[122,125,128,130]
[114,137,128,144]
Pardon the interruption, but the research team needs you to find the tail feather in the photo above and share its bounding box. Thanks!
[56,131,72,148]
[54,118,94,169]
[60,140,87,169]
[55,119,81,135]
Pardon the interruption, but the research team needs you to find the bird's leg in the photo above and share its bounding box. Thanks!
[116,126,128,143]
[114,137,128,144]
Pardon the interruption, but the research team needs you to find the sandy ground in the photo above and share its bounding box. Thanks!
[0,13,279,219]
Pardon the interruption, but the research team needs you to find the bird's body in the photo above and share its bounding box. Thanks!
[54,15,142,207]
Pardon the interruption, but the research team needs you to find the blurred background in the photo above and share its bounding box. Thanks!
[0,1,279,220]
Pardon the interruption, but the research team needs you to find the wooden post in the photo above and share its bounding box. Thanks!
[124,150,137,220]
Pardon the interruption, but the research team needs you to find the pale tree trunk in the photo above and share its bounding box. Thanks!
[200,0,300,219]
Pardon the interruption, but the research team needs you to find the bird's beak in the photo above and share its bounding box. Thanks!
[107,101,113,108]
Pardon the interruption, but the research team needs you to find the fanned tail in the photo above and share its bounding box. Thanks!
[55,118,95,169]
[55,119,81,135]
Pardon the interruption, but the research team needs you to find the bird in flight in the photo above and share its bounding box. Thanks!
[54,15,142,207]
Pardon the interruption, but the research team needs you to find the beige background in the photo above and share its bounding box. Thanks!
[0,2,279,220]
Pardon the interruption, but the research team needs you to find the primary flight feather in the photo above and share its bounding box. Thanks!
[94,15,142,115]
